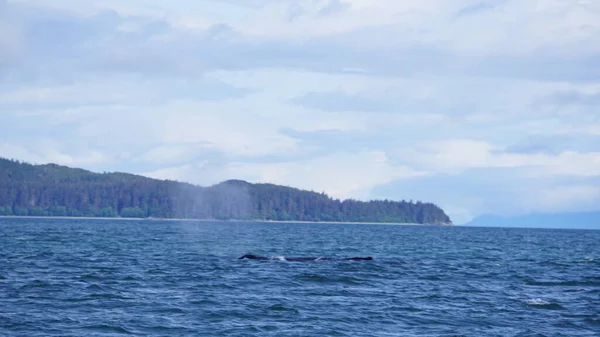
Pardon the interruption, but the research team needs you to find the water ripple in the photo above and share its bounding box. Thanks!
[1,218,599,336]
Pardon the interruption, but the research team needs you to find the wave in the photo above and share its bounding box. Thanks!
[524,280,600,287]
[524,298,565,310]
[297,273,363,285]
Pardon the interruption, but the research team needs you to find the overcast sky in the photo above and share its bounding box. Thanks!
[1,0,599,224]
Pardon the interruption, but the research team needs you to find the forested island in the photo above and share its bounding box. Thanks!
[0,158,452,224]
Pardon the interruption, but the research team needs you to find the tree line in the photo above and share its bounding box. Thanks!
[0,158,452,224]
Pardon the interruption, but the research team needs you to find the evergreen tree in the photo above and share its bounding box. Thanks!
[0,157,452,224]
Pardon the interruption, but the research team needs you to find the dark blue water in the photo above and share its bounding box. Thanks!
[1,218,599,336]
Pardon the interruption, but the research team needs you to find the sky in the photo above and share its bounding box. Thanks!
[1,0,599,224]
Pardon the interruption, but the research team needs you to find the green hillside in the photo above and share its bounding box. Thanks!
[0,158,452,224]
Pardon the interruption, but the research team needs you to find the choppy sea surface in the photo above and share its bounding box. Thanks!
[1,218,599,336]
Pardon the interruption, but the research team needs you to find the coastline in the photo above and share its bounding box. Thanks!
[0,215,452,226]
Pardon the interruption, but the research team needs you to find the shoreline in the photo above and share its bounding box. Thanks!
[0,215,452,226]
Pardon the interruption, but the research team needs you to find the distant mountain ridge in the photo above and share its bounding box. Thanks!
[465,212,600,229]
[0,158,452,224]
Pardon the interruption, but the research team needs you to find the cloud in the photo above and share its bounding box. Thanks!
[318,0,349,16]
[537,89,600,107]
[372,169,600,224]
[456,1,499,17]
[0,0,23,70]
[134,143,217,166]
[505,134,600,155]
[0,75,249,109]
[2,0,600,225]
[142,149,426,199]
[0,140,106,167]
[3,0,600,85]
[2,4,233,83]
[290,92,397,112]
[534,184,600,212]
[155,109,300,158]
[391,138,600,177]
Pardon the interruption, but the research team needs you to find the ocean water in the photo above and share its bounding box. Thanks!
[1,218,599,336]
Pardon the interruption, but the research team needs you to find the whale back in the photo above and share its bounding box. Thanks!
[239,254,373,261]
[239,254,269,260]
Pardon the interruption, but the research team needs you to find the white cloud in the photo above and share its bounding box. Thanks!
[140,163,197,183]
[0,142,45,164]
[135,144,209,165]
[11,0,600,58]
[158,108,300,158]
[0,140,106,167]
[237,150,426,199]
[529,184,600,213]
[216,0,600,59]
[393,139,600,177]
[0,0,23,65]
[0,85,118,105]
[142,149,427,199]
[2,0,600,224]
